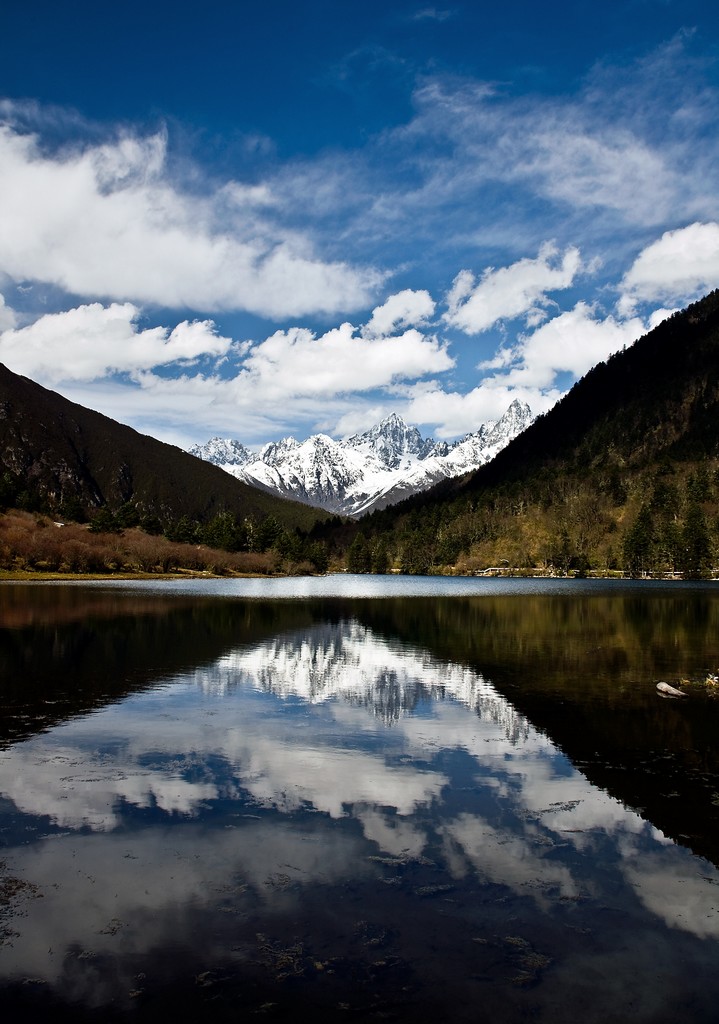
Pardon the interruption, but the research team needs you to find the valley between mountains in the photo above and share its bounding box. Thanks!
[2,291,719,578]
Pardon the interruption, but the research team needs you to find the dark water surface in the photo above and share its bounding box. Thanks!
[1,577,719,1022]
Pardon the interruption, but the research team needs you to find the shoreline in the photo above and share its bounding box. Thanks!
[0,568,277,582]
[1,568,717,583]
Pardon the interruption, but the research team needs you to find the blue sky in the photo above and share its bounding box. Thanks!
[1,1,719,448]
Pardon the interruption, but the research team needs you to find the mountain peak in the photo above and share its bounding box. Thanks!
[191,401,534,516]
[349,412,436,468]
[188,437,254,467]
[378,412,406,429]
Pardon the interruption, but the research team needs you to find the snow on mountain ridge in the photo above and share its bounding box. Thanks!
[189,401,534,517]
[188,436,254,466]
[347,411,443,469]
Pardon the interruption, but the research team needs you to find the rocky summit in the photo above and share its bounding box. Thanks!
[189,401,534,516]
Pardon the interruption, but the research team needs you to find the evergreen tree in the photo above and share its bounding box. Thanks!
[370,539,390,574]
[140,513,163,535]
[58,495,87,523]
[88,507,122,534]
[623,505,655,577]
[347,533,372,573]
[114,501,141,528]
[200,510,248,552]
[687,466,712,503]
[306,541,329,573]
[0,471,21,510]
[275,528,304,563]
[164,515,199,544]
[679,503,712,578]
[254,515,283,552]
[550,528,574,575]
[399,531,433,574]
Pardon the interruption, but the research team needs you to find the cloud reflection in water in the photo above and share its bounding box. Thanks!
[1,616,719,1020]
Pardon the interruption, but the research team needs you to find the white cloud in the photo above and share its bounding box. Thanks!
[0,302,234,382]
[274,37,719,277]
[619,222,719,314]
[56,376,288,449]
[241,319,453,401]
[3,285,662,448]
[622,853,719,940]
[0,121,381,317]
[15,297,454,445]
[490,301,649,389]
[363,288,435,337]
[647,307,678,329]
[518,119,678,224]
[444,39,719,232]
[401,380,560,437]
[0,293,17,331]
[444,243,581,334]
[402,298,663,435]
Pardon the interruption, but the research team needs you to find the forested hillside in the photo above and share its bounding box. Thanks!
[348,291,719,577]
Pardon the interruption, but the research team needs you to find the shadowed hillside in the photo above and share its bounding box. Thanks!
[354,291,719,576]
[0,364,326,531]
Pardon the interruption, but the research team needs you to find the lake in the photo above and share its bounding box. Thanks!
[1,576,719,1022]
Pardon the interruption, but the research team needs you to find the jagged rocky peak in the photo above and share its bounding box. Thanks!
[189,437,254,466]
[480,400,533,443]
[190,400,534,517]
[349,412,437,467]
[499,398,533,428]
[259,436,300,466]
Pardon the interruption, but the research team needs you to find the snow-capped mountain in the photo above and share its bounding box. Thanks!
[189,400,534,517]
[190,436,254,467]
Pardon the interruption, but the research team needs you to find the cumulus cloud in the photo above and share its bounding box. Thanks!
[2,293,453,444]
[401,380,560,438]
[619,222,719,314]
[0,302,234,382]
[363,288,435,337]
[488,301,651,389]
[0,277,665,447]
[0,120,381,317]
[0,293,17,331]
[400,297,665,435]
[241,320,452,400]
[444,244,581,334]
[57,282,673,445]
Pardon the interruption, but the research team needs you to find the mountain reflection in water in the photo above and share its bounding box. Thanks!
[0,581,718,1022]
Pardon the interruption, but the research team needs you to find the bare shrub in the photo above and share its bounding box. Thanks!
[0,510,283,576]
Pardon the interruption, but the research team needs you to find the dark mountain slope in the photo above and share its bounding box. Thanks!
[458,288,719,494]
[0,364,325,529]
[359,290,719,574]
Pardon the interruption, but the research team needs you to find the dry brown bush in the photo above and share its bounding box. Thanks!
[0,511,278,576]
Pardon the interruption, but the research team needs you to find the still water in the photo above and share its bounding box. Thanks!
[1,577,719,1022]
